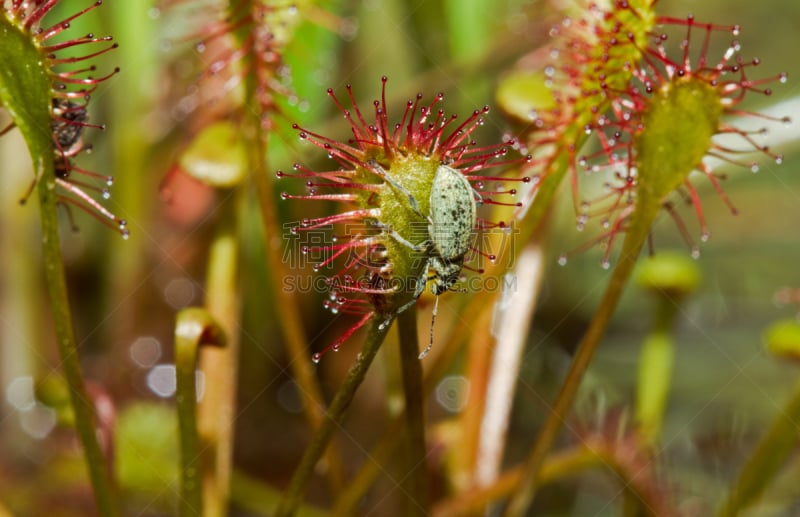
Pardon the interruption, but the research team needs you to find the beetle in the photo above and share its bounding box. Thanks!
[368,160,478,358]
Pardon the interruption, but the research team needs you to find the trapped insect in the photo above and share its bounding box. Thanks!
[283,79,529,361]
[371,160,478,358]
[51,98,88,154]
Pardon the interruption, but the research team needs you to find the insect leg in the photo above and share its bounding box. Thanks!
[366,160,423,217]
[371,220,429,252]
[418,294,439,359]
[396,261,432,314]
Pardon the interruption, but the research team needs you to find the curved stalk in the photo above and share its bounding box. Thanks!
[197,195,241,517]
[635,326,676,446]
[175,307,226,517]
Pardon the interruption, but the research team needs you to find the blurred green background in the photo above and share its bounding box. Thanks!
[0,0,798,515]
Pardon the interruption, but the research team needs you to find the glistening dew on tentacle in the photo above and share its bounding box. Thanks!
[280,76,530,361]
[565,14,787,267]
[2,0,127,238]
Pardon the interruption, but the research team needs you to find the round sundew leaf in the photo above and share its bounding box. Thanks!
[763,319,800,363]
[635,251,701,299]
[635,77,723,205]
[0,15,55,183]
[179,121,248,188]
[495,70,555,123]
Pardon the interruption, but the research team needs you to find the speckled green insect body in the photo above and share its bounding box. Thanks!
[370,161,478,358]
[423,164,477,296]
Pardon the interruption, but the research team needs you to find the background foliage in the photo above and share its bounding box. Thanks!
[0,0,799,515]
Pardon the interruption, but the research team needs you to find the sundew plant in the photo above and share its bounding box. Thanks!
[0,1,798,516]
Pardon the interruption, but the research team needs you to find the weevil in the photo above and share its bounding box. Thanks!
[368,160,478,358]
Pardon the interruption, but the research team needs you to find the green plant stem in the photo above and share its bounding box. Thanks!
[635,304,677,446]
[274,316,391,517]
[37,177,120,517]
[330,146,570,513]
[333,245,546,513]
[717,376,800,516]
[397,307,429,515]
[331,297,470,515]
[233,7,344,486]
[331,149,568,513]
[444,0,489,61]
[175,308,226,517]
[198,193,241,517]
[250,115,345,491]
[503,201,659,517]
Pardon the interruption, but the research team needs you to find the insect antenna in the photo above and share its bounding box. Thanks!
[418,295,440,359]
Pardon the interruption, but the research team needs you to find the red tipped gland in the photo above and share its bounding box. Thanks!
[284,78,528,359]
[3,0,124,237]
[573,14,785,263]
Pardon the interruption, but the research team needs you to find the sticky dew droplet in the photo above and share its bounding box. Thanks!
[576,214,588,232]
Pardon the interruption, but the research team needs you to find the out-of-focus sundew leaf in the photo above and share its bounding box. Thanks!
[495,69,555,123]
[764,320,800,362]
[635,252,701,299]
[180,122,247,188]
